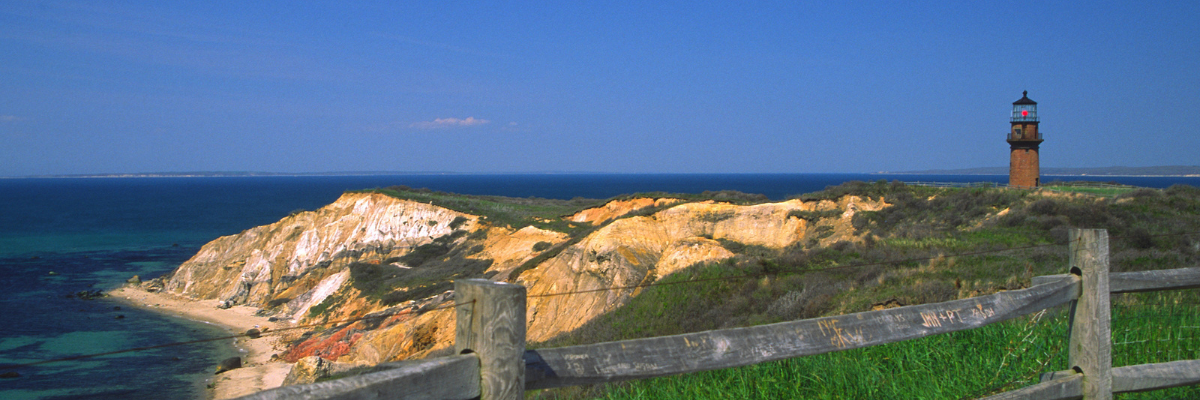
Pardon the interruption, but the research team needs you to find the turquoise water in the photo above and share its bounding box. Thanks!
[2,174,1197,399]
[0,246,240,399]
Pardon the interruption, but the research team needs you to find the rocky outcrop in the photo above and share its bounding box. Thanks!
[568,198,681,225]
[159,192,476,311]
[519,198,889,341]
[152,192,889,371]
[281,356,334,386]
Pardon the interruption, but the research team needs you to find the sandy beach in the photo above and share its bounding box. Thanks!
[108,286,293,400]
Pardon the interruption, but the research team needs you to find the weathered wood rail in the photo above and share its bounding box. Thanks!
[239,229,1200,400]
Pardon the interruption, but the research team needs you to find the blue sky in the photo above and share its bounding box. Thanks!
[1,1,1197,176]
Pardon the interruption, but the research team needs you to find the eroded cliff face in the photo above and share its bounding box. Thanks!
[159,193,477,310]
[150,192,888,370]
[567,197,682,225]
[519,196,889,341]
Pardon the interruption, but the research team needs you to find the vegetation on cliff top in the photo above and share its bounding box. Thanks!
[355,186,778,285]
[532,181,1200,399]
[357,185,602,234]
[357,186,770,235]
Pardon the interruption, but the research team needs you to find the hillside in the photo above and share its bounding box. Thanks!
[134,181,1200,396]
[143,186,883,368]
[538,181,1200,399]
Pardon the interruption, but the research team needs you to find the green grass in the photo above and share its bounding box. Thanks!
[1043,186,1137,197]
[583,312,1070,400]
[307,290,345,317]
[1041,180,1143,197]
[532,290,1200,399]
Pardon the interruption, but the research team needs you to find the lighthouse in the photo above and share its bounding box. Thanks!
[1008,91,1042,188]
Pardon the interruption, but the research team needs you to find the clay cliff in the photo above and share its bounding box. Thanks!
[147,190,889,371]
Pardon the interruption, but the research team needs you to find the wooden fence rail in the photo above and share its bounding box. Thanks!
[239,229,1200,400]
[522,277,1079,390]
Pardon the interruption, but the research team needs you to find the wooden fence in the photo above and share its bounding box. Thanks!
[238,229,1200,400]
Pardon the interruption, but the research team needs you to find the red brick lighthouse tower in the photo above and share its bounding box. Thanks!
[1008,91,1042,188]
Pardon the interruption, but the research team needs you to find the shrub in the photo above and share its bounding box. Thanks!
[698,190,769,204]
[788,209,840,222]
[347,230,492,305]
[1127,227,1154,250]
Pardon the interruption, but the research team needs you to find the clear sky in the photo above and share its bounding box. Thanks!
[2,1,1198,176]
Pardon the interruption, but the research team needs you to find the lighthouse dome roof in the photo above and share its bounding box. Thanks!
[1013,91,1037,105]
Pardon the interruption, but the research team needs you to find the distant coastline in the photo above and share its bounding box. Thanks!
[880,166,1200,177]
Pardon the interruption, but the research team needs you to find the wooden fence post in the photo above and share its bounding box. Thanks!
[1068,229,1112,399]
[455,279,526,400]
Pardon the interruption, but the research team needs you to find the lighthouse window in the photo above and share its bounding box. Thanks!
[1014,128,1022,139]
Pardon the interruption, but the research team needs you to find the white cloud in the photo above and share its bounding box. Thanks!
[409,117,490,130]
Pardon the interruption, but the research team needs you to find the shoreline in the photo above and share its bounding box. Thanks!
[108,286,292,399]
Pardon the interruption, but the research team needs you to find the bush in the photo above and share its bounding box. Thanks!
[698,190,769,204]
[1027,199,1058,216]
[1127,227,1154,250]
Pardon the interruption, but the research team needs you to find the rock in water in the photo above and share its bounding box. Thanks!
[126,275,141,284]
[73,289,106,300]
[0,371,20,379]
[215,356,242,374]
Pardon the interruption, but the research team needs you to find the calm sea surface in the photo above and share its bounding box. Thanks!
[2,173,1198,399]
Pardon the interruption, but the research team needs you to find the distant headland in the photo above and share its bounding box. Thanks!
[880,166,1200,177]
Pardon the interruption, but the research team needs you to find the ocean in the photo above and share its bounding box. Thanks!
[2,173,1198,399]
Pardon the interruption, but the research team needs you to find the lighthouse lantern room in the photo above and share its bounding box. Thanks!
[1008,91,1043,188]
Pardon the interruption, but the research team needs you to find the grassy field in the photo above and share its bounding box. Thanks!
[1040,180,1141,197]
[1041,186,1138,197]
[537,291,1199,400]
[528,181,1200,399]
